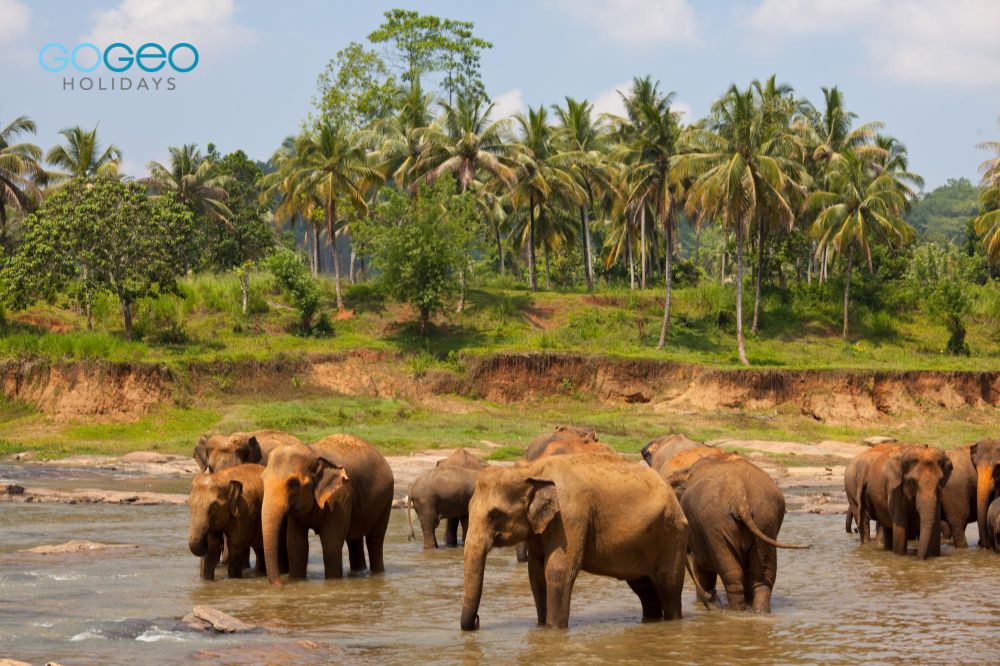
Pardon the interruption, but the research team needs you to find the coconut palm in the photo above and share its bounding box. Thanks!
[259,136,324,277]
[973,120,1000,263]
[45,126,122,182]
[0,116,45,248]
[365,83,437,191]
[146,144,233,224]
[807,151,914,337]
[675,84,802,365]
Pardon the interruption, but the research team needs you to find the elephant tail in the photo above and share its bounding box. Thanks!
[405,495,416,543]
[684,552,711,610]
[736,505,811,549]
[845,508,853,533]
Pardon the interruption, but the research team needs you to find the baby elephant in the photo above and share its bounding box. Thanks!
[188,464,265,580]
[408,465,479,549]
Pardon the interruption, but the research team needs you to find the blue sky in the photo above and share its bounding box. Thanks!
[1,0,998,189]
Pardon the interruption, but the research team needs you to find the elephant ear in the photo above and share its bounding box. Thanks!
[245,436,263,464]
[526,478,559,534]
[940,455,954,484]
[227,479,244,517]
[311,457,349,510]
[193,436,209,472]
[884,453,905,491]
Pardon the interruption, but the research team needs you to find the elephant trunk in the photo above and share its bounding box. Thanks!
[187,510,210,557]
[915,492,941,560]
[188,532,208,557]
[461,533,492,631]
[262,491,290,585]
[976,467,995,550]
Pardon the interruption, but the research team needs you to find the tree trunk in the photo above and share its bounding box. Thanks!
[657,206,673,350]
[627,223,635,290]
[327,193,345,311]
[580,206,593,292]
[751,219,766,333]
[544,243,550,290]
[640,205,647,290]
[495,224,505,274]
[85,297,93,331]
[735,219,749,366]
[349,249,356,284]
[528,196,538,291]
[310,225,320,277]
[456,267,466,313]
[121,298,133,342]
[240,269,250,316]
[842,245,854,339]
[693,223,701,266]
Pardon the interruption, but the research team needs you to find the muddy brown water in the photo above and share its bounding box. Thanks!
[1,473,999,665]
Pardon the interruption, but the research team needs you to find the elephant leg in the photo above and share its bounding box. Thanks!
[715,548,747,611]
[543,548,583,628]
[444,517,460,548]
[227,546,247,579]
[748,542,777,614]
[693,560,721,607]
[859,504,871,544]
[365,504,392,574]
[201,532,223,581]
[317,521,346,579]
[460,516,469,544]
[278,517,290,574]
[651,539,686,621]
[942,504,968,548]
[627,577,663,621]
[514,542,529,563]
[286,518,310,579]
[347,538,367,573]
[254,543,266,574]
[527,548,548,626]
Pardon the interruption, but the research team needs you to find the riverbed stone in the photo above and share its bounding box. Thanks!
[183,606,255,633]
[21,540,139,555]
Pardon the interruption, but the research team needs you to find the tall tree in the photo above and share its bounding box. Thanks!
[311,41,398,130]
[45,126,122,182]
[146,144,233,225]
[808,152,914,337]
[973,119,1000,264]
[0,116,45,249]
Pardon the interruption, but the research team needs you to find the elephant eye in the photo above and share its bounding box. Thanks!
[287,478,301,491]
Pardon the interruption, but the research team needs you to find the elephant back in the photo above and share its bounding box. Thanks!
[311,435,395,527]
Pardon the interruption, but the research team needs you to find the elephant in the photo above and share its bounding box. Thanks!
[640,432,702,470]
[844,443,901,542]
[940,445,977,548]
[187,464,265,581]
[649,445,723,480]
[667,453,808,613]
[460,453,688,630]
[860,444,953,559]
[261,434,394,584]
[971,438,1000,549]
[987,497,1000,553]
[436,448,488,471]
[193,430,302,473]
[407,465,479,549]
[521,425,599,462]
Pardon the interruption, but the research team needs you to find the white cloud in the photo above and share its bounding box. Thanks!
[85,0,253,55]
[0,0,30,44]
[744,0,1000,87]
[489,88,525,122]
[672,101,692,125]
[549,0,698,48]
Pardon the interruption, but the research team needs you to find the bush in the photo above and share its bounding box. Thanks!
[134,293,188,344]
[266,247,326,335]
[671,258,701,288]
[929,278,970,355]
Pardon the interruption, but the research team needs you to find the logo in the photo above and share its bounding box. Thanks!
[39,41,199,92]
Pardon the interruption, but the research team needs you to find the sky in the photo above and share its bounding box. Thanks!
[1,0,998,189]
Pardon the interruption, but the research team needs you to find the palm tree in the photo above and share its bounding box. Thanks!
[973,119,1000,263]
[365,83,436,191]
[0,116,45,248]
[259,136,324,277]
[271,122,380,311]
[675,85,802,365]
[46,126,122,182]
[146,144,233,224]
[553,97,607,291]
[419,94,515,309]
[512,105,583,291]
[807,151,914,337]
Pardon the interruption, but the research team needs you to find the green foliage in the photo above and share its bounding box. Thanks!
[359,178,476,333]
[311,42,398,129]
[201,149,273,272]
[929,278,971,355]
[1,178,193,340]
[266,246,327,335]
[907,178,980,242]
[133,293,188,344]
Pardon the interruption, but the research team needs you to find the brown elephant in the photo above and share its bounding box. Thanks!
[436,448,488,471]
[407,465,479,549]
[187,464,265,581]
[521,425,598,462]
[940,445,977,548]
[861,444,953,559]
[972,439,1000,549]
[261,434,394,584]
[460,453,688,630]
[986,497,1000,552]
[844,443,902,542]
[193,430,302,473]
[668,453,808,613]
[650,446,724,480]
[640,432,701,470]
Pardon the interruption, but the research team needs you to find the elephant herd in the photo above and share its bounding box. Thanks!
[186,427,1000,631]
[843,439,1000,558]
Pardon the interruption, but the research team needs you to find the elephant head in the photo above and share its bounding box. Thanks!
[260,443,348,584]
[193,432,263,473]
[461,467,560,631]
[187,473,244,556]
[971,439,1000,549]
[885,446,953,560]
[640,433,700,468]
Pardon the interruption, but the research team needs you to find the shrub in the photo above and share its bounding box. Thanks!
[267,247,326,335]
[134,293,188,344]
[929,278,970,355]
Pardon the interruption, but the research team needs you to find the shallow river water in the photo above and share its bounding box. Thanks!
[1,474,999,665]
